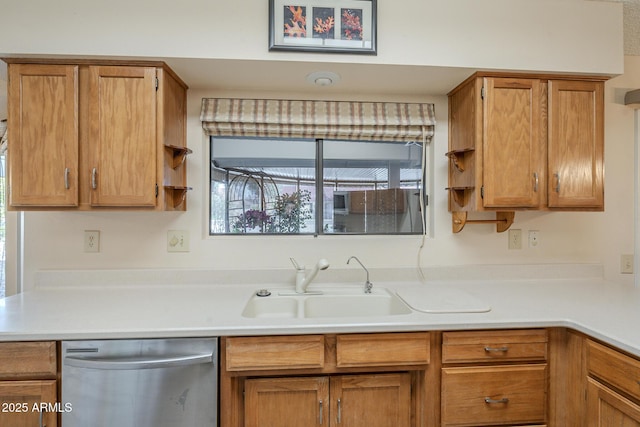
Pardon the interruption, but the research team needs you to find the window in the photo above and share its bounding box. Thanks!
[210,137,427,235]
[201,98,435,236]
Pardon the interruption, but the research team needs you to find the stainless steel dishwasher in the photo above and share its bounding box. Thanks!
[62,338,218,427]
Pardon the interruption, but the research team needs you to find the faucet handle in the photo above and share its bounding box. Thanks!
[290,258,303,270]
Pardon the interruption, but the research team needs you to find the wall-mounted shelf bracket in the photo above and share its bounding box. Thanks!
[445,148,474,172]
[164,186,193,208]
[446,187,474,209]
[452,211,515,233]
[165,145,193,169]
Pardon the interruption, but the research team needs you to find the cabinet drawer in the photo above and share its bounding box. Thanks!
[225,336,325,371]
[588,340,640,401]
[443,329,547,363]
[336,332,430,368]
[441,364,547,426]
[0,342,56,380]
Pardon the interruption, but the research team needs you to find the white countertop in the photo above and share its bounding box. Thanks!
[1,265,639,357]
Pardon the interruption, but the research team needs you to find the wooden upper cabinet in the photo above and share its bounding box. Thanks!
[548,80,604,210]
[5,59,188,211]
[482,77,544,208]
[8,64,79,207]
[88,66,157,207]
[447,72,606,215]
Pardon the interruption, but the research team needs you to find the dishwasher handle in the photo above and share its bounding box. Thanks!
[63,352,214,370]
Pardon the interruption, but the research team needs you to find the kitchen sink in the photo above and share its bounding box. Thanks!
[242,296,299,318]
[242,287,412,319]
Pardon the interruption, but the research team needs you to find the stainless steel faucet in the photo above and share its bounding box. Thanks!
[347,256,372,294]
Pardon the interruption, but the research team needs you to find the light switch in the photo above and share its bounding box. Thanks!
[167,230,190,252]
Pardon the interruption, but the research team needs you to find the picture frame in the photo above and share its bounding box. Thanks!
[269,0,377,55]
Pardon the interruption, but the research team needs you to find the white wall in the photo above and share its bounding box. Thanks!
[1,0,636,292]
[13,57,638,291]
[0,0,623,75]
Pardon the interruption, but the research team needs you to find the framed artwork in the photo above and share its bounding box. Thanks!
[269,0,377,54]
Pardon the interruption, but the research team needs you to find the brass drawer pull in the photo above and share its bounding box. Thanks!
[484,346,509,353]
[484,397,509,404]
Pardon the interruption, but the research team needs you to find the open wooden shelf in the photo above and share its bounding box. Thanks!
[445,148,474,172]
[164,186,193,209]
[165,145,193,169]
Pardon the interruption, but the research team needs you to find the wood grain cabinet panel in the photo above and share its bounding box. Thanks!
[0,341,58,427]
[447,72,606,215]
[330,373,411,427]
[88,65,157,207]
[482,77,543,209]
[225,335,325,371]
[336,332,430,368]
[548,80,604,209]
[5,59,189,211]
[588,340,640,403]
[0,341,56,380]
[443,329,548,363]
[0,380,58,427]
[587,377,640,427]
[8,64,79,207]
[244,374,411,427]
[441,364,547,426]
[244,376,329,427]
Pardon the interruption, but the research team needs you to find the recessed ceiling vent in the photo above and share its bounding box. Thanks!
[625,89,640,108]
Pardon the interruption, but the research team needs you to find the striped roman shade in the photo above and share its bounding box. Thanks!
[200,98,435,142]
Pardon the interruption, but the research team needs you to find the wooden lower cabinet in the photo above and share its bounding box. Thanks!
[587,378,640,426]
[0,341,58,427]
[0,380,58,427]
[244,373,411,427]
[441,365,547,426]
[441,329,549,427]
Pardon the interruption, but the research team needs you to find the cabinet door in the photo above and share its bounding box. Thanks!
[482,77,544,208]
[331,373,411,427]
[587,378,640,426]
[88,66,157,207]
[8,64,79,206]
[548,80,604,209]
[0,380,57,427]
[245,377,329,427]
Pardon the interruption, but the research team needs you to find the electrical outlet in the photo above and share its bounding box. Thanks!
[528,230,540,248]
[167,230,190,252]
[621,254,634,274]
[508,229,522,250]
[84,230,100,253]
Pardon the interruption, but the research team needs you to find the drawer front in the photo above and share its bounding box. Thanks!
[441,364,547,426]
[0,342,56,380]
[336,332,430,368]
[443,329,548,363]
[225,335,325,371]
[588,339,640,402]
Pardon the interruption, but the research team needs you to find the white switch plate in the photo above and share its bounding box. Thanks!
[621,254,634,274]
[84,230,100,253]
[167,230,189,252]
[528,230,540,248]
[508,229,522,250]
